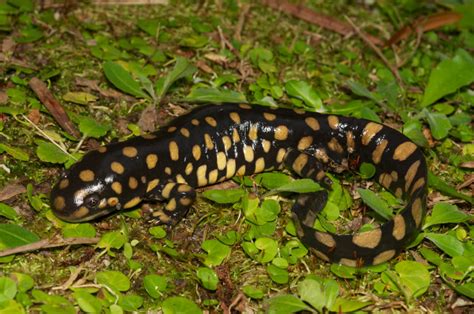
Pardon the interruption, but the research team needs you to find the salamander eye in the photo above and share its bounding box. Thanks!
[84,194,100,209]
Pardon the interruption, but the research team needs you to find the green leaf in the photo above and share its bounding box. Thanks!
[62,92,97,105]
[266,264,289,284]
[149,226,167,239]
[266,295,309,314]
[0,203,17,220]
[242,285,264,299]
[96,271,130,292]
[329,298,371,312]
[184,87,247,103]
[285,80,324,111]
[424,233,464,257]
[143,274,167,299]
[255,237,278,263]
[35,141,68,164]
[359,162,376,179]
[118,294,143,311]
[202,189,245,204]
[347,80,381,104]
[62,223,96,238]
[330,264,356,279]
[73,290,102,313]
[97,231,127,253]
[357,188,393,220]
[103,61,148,98]
[255,172,292,189]
[0,143,29,161]
[0,277,17,302]
[11,273,34,293]
[0,300,25,313]
[428,172,473,204]
[454,282,474,299]
[201,239,231,267]
[0,224,39,250]
[157,57,197,99]
[423,109,452,140]
[196,267,219,291]
[421,49,474,107]
[273,179,321,194]
[16,26,43,43]
[395,261,430,300]
[423,203,471,229]
[78,116,111,139]
[162,296,202,314]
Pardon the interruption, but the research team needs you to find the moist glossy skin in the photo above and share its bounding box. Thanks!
[50,103,427,266]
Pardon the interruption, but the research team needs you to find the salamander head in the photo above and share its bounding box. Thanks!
[50,148,141,222]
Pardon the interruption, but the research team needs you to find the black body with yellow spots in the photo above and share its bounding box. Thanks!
[51,103,427,266]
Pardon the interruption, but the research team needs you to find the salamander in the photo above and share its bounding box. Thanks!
[50,103,427,267]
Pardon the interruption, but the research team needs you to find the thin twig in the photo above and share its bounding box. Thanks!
[0,237,99,257]
[217,26,240,58]
[234,4,251,42]
[345,16,404,88]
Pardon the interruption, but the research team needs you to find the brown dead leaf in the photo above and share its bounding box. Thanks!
[204,53,228,65]
[138,105,158,133]
[459,161,474,169]
[27,108,41,125]
[387,11,462,46]
[0,184,26,202]
[0,91,7,104]
[196,60,214,74]
[456,174,474,190]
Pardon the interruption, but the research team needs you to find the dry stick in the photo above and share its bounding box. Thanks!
[0,237,100,257]
[234,4,251,42]
[261,0,383,46]
[345,16,404,88]
[217,26,240,58]
[29,77,81,139]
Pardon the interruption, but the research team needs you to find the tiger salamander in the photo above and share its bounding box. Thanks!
[50,103,427,266]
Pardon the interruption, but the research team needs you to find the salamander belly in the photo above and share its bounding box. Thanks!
[50,103,427,266]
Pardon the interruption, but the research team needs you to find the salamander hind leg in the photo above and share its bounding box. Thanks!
[148,182,196,225]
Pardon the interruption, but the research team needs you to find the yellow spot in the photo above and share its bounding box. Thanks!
[292,154,308,175]
[263,112,276,121]
[73,206,89,219]
[175,174,187,184]
[169,141,179,161]
[311,249,330,262]
[305,117,320,131]
[98,146,107,153]
[111,161,124,174]
[392,214,406,240]
[98,198,107,209]
[340,258,358,267]
[372,139,388,164]
[192,145,202,160]
[107,197,119,207]
[373,250,396,265]
[205,116,217,127]
[185,163,194,175]
[248,124,258,141]
[404,160,421,192]
[261,139,271,153]
[395,187,403,198]
[153,210,170,223]
[276,148,286,163]
[122,146,138,158]
[226,159,236,178]
[327,115,339,130]
[79,169,95,182]
[314,148,329,163]
[297,136,313,150]
[180,197,192,206]
[293,108,305,114]
[191,119,199,126]
[128,177,138,189]
[124,197,141,209]
[243,145,254,162]
[146,154,158,169]
[236,165,246,176]
[379,173,393,189]
[142,134,157,140]
[204,133,214,150]
[274,125,289,141]
[411,177,425,195]
[222,136,232,151]
[239,104,251,109]
[411,198,423,227]
[353,228,382,248]
[362,122,383,145]
[54,196,65,210]
[165,167,172,175]
[346,131,355,152]
[165,198,177,211]
[196,165,208,186]
[111,182,122,194]
[315,232,336,247]
[328,138,343,153]
[146,179,159,193]
[141,176,146,183]
[161,183,176,199]
[232,128,240,143]
[180,128,190,137]
[393,142,417,161]
[229,112,241,124]
[59,179,69,189]
[255,157,265,173]
[216,152,227,170]
[177,185,192,192]
[168,126,177,132]
[208,169,219,184]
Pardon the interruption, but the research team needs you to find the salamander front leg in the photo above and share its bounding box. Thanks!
[149,182,196,225]
[283,149,332,188]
